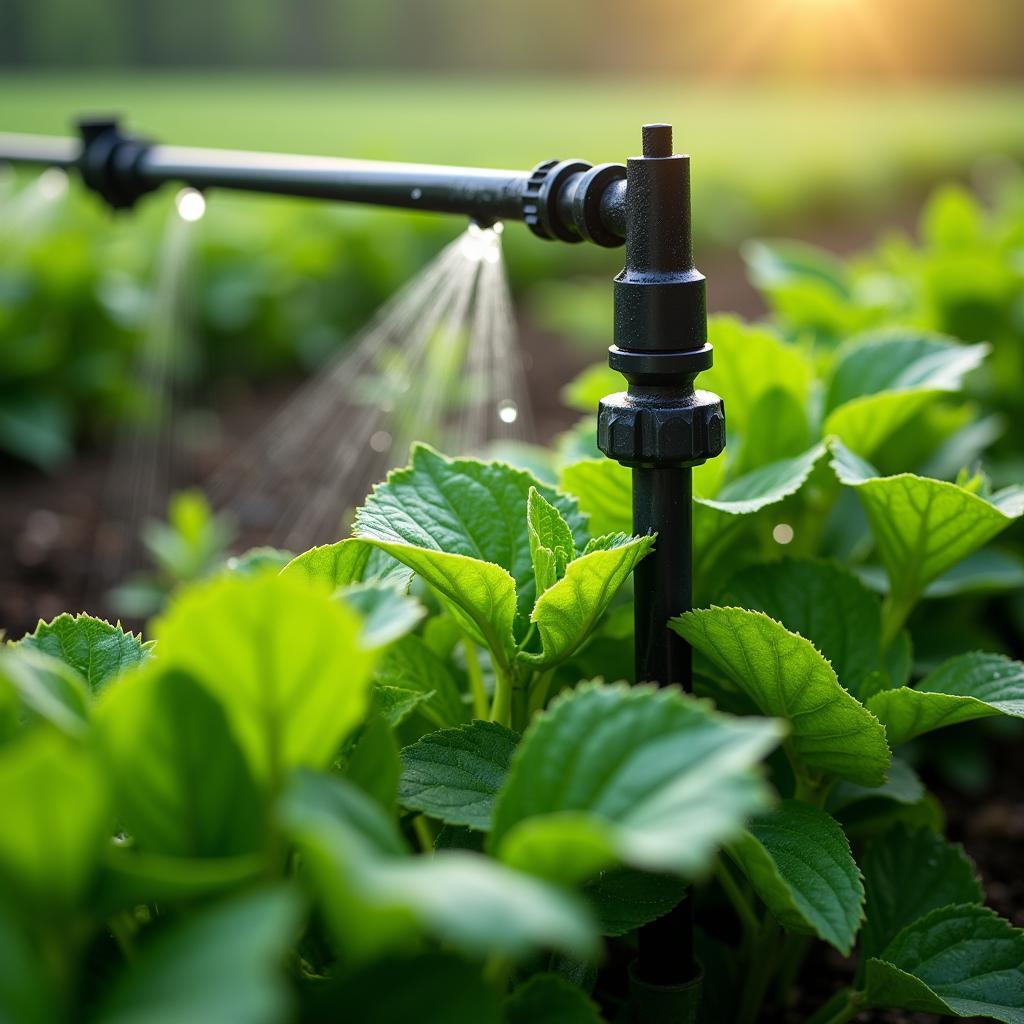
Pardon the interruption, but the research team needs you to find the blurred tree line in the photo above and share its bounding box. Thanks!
[1,0,1022,79]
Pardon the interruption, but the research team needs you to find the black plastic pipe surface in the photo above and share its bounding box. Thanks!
[0,121,627,246]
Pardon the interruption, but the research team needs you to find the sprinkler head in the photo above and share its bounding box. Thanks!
[597,123,725,470]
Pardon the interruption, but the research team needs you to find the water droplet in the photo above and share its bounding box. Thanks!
[369,430,392,453]
[772,523,794,545]
[497,400,519,425]
[38,167,68,200]
[410,187,422,200]
[175,188,206,222]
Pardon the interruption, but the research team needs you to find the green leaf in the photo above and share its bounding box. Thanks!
[673,607,890,786]
[280,537,372,588]
[15,613,150,692]
[562,363,621,414]
[694,444,827,553]
[728,801,864,954]
[95,850,266,916]
[340,712,401,812]
[0,905,54,1024]
[822,331,988,459]
[360,543,518,661]
[828,758,925,814]
[504,974,603,1024]
[523,534,655,668]
[527,486,576,595]
[744,239,851,297]
[326,954,502,1024]
[830,439,1024,612]
[860,826,982,963]
[720,559,883,699]
[153,572,376,785]
[824,331,987,412]
[697,443,826,516]
[867,652,1024,745]
[0,731,108,909]
[97,666,264,857]
[280,772,597,963]
[0,648,89,738]
[825,390,946,460]
[583,868,688,937]
[399,721,519,830]
[374,685,434,728]
[338,582,425,648]
[701,315,813,443]
[355,445,587,640]
[376,634,468,729]
[490,682,781,879]
[865,905,1024,1022]
[97,887,302,1024]
[559,458,631,538]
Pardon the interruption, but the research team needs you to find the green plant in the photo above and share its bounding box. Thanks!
[3,397,1024,1021]
[107,489,241,618]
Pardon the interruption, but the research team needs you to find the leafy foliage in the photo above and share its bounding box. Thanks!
[6,175,1024,1021]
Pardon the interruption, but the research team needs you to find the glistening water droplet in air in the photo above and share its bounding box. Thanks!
[175,188,206,222]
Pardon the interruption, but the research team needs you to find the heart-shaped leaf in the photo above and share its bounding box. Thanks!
[673,607,890,786]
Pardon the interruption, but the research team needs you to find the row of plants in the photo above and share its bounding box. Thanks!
[10,157,1020,475]
[3,304,1024,1020]
[0,171,617,471]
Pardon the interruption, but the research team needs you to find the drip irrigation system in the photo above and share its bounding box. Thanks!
[0,117,725,1022]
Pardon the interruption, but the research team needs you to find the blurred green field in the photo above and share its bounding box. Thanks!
[4,74,1024,238]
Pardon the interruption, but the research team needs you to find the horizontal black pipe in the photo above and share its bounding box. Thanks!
[0,127,626,245]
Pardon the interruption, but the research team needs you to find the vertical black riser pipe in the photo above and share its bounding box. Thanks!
[597,124,726,1023]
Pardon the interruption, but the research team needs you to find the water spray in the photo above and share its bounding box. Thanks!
[0,117,725,1020]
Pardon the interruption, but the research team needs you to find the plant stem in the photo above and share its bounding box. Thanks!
[490,664,513,727]
[526,668,554,718]
[880,591,916,654]
[811,987,866,1024]
[737,915,780,1024]
[412,815,435,853]
[714,858,759,943]
[462,637,489,720]
[109,913,137,962]
[776,933,811,1006]
[483,953,514,992]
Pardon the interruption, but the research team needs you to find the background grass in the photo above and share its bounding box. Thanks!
[4,74,1024,237]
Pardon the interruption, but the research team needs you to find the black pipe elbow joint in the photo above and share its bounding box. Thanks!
[598,123,725,469]
[77,117,156,210]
